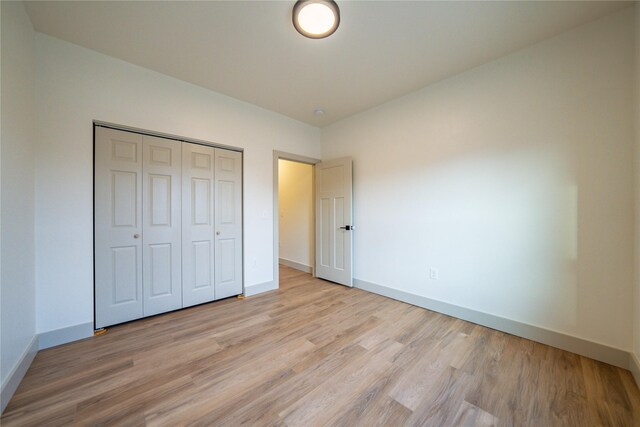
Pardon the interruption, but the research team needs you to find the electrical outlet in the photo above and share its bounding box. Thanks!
[253,258,257,268]
[429,267,439,280]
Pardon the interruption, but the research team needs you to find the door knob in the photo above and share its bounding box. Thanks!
[216,231,220,235]
[133,234,140,239]
[339,225,354,231]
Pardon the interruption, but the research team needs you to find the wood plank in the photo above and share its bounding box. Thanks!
[2,265,638,426]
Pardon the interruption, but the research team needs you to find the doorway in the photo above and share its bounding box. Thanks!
[272,151,320,288]
[273,151,354,289]
[278,159,314,273]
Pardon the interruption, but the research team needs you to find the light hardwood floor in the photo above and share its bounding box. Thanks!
[3,265,640,426]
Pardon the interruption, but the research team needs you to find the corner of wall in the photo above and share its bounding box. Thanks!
[0,336,38,413]
[1,0,38,413]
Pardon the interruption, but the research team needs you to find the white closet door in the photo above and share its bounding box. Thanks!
[214,148,243,299]
[142,135,182,316]
[95,127,143,328]
[182,143,216,307]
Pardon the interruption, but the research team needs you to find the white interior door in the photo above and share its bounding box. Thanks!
[142,135,182,316]
[182,143,216,307]
[95,127,143,328]
[214,148,243,299]
[315,157,353,287]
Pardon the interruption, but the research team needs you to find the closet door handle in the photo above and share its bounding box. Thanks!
[216,231,220,235]
[133,234,140,239]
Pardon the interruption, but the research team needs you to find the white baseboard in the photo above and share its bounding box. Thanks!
[244,280,277,297]
[279,258,312,274]
[38,322,94,350]
[354,278,630,370]
[630,352,640,389]
[1,335,38,413]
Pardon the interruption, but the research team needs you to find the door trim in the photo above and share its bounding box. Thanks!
[272,151,320,290]
[93,120,243,152]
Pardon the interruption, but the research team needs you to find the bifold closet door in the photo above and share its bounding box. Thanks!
[182,143,216,307]
[214,148,243,299]
[142,135,182,316]
[96,127,243,327]
[95,127,144,328]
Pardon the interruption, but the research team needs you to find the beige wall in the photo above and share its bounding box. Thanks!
[323,8,635,351]
[278,160,314,269]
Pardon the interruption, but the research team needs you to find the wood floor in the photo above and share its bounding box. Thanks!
[3,266,640,426]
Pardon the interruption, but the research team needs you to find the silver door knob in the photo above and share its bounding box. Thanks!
[133,234,140,239]
[216,231,220,235]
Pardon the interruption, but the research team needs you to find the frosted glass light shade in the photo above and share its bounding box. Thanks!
[293,0,340,39]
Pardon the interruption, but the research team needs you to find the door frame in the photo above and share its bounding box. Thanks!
[272,151,321,289]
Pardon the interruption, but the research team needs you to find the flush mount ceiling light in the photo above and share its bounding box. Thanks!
[292,0,340,39]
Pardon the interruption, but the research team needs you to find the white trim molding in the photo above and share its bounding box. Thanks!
[1,335,38,413]
[630,352,640,388]
[354,278,631,370]
[279,258,312,274]
[38,322,94,350]
[244,280,277,297]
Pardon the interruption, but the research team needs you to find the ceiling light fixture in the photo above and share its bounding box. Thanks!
[292,0,340,39]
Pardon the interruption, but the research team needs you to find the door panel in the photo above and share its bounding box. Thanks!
[182,143,216,307]
[149,174,171,225]
[218,181,235,223]
[334,197,345,270]
[315,157,353,286]
[142,135,182,316]
[214,148,243,299]
[219,238,236,282]
[112,172,137,226]
[320,199,330,266]
[149,243,172,296]
[193,241,212,289]
[112,246,138,303]
[192,178,211,225]
[95,127,143,328]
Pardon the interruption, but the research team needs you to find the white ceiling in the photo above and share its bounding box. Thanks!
[25,1,631,127]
